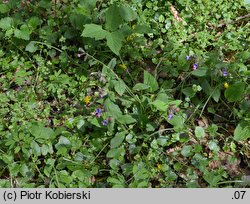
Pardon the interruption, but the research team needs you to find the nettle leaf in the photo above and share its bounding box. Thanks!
[14,25,31,40]
[111,132,126,148]
[106,31,123,55]
[143,71,158,92]
[81,24,109,40]
[0,17,13,30]
[119,4,137,21]
[225,82,245,102]
[234,123,250,141]
[105,4,123,31]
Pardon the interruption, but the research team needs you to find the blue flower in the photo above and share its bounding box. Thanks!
[102,119,108,126]
[186,55,191,60]
[222,68,228,76]
[192,63,198,70]
[95,108,102,118]
[168,114,173,120]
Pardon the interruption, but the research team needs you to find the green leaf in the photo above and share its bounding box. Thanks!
[234,123,250,141]
[0,4,10,13]
[117,115,136,124]
[211,87,221,103]
[105,4,123,31]
[14,25,31,40]
[81,24,109,40]
[111,132,126,148]
[107,146,125,158]
[191,68,207,77]
[30,123,54,140]
[0,17,13,30]
[112,79,126,96]
[143,71,158,92]
[181,145,193,157]
[104,98,122,119]
[195,126,205,139]
[151,100,168,111]
[225,82,245,102]
[133,83,150,91]
[182,87,195,97]
[119,4,137,21]
[168,115,184,130]
[106,31,123,55]
[25,41,38,53]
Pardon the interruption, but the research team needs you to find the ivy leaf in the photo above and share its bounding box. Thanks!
[225,82,245,102]
[14,25,31,40]
[81,24,109,40]
[106,31,123,55]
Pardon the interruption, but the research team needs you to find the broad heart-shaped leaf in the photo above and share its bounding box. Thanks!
[105,4,123,31]
[225,82,245,102]
[234,123,250,141]
[143,71,159,92]
[104,98,122,119]
[111,132,126,148]
[119,4,137,21]
[81,24,109,40]
[112,79,126,96]
[117,115,136,124]
[106,31,123,55]
[0,17,13,30]
[14,25,31,40]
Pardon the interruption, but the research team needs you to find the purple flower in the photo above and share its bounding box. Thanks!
[95,108,102,118]
[186,55,191,60]
[168,114,173,120]
[192,63,198,70]
[222,68,228,76]
[102,119,108,126]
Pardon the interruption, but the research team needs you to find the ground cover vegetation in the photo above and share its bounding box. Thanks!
[0,0,249,187]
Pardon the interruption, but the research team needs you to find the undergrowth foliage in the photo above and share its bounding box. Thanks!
[0,0,249,187]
